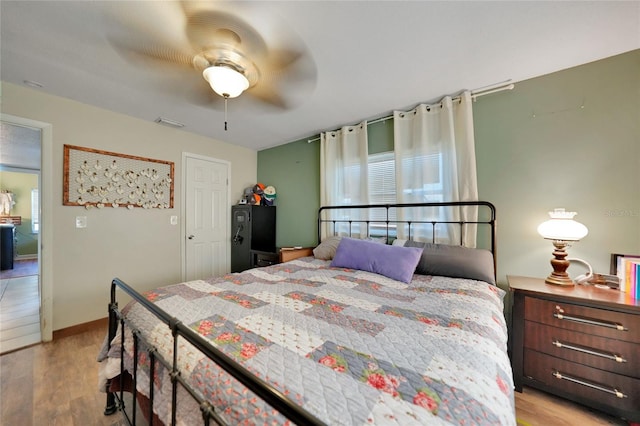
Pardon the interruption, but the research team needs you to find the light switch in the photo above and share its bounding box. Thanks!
[170,215,178,225]
[76,216,87,228]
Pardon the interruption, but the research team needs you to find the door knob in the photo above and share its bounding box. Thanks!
[188,235,195,240]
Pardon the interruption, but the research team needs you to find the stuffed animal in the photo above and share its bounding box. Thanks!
[263,185,276,206]
[239,187,250,204]
[253,183,265,195]
[248,183,265,205]
[241,183,275,206]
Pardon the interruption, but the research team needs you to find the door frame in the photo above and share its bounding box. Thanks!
[181,152,231,281]
[1,113,53,342]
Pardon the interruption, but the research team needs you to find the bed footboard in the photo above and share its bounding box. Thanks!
[104,277,326,426]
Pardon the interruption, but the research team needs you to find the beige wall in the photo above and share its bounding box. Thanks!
[1,82,257,331]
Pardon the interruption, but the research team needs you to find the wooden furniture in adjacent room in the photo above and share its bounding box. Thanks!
[0,224,16,270]
[509,275,640,424]
[0,216,22,225]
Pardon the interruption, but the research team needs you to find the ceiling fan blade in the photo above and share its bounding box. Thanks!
[180,4,267,58]
[108,37,195,69]
[103,2,190,51]
[103,1,196,69]
[247,48,317,109]
[247,85,289,109]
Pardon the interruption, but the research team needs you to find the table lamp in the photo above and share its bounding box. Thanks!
[537,208,588,286]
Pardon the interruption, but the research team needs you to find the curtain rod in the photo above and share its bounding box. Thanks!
[307,80,514,143]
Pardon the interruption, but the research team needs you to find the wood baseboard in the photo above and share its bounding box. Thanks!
[15,254,38,260]
[52,317,108,340]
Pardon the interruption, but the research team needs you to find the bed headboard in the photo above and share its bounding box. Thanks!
[317,201,497,272]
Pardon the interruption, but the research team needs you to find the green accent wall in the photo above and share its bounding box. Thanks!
[256,118,395,248]
[368,119,394,154]
[257,139,320,247]
[475,49,639,283]
[258,50,640,284]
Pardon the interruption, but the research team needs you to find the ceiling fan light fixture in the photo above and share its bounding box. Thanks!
[202,65,249,98]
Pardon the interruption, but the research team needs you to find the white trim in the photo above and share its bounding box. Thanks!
[0,113,53,342]
[181,152,231,281]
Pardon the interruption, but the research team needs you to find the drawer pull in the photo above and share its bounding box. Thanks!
[551,340,627,363]
[552,371,627,398]
[553,312,627,331]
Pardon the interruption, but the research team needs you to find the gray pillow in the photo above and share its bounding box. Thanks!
[313,236,342,260]
[403,241,496,284]
[313,236,385,260]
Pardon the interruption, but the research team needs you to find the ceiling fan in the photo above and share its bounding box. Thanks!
[104,1,316,129]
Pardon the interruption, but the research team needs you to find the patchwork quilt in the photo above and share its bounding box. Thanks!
[101,257,515,425]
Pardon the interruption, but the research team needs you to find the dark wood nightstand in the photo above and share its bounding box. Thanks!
[508,275,640,424]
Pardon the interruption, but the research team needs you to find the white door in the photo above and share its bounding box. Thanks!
[184,154,229,281]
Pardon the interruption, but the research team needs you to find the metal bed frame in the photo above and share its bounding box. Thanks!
[104,201,496,425]
[318,201,497,278]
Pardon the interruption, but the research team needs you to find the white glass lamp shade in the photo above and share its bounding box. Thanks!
[202,65,250,98]
[537,208,588,241]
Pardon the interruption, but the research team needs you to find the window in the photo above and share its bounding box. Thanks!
[367,152,396,237]
[367,151,444,204]
[367,151,444,238]
[31,188,39,233]
[368,152,396,205]
[334,150,445,238]
[398,152,444,203]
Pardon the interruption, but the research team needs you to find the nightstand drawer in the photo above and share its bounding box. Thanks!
[524,296,640,343]
[524,321,640,377]
[524,349,640,414]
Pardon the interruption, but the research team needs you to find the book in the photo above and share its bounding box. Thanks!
[612,254,640,298]
[637,262,640,299]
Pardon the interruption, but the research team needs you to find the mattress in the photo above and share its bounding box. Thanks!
[101,257,515,425]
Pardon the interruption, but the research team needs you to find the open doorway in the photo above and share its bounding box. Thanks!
[0,121,42,353]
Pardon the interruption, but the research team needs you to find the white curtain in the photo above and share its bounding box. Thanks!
[393,91,478,246]
[320,121,369,239]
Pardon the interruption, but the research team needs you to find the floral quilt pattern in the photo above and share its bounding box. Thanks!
[105,257,515,425]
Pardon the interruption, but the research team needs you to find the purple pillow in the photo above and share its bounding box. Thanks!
[330,237,423,283]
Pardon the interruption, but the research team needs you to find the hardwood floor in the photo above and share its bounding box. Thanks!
[0,258,39,280]
[0,319,126,426]
[515,387,627,426]
[0,267,41,354]
[0,319,630,425]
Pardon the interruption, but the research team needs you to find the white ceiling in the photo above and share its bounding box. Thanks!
[1,1,638,151]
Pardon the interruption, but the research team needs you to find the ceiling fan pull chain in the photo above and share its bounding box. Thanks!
[224,95,229,131]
